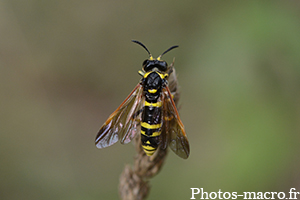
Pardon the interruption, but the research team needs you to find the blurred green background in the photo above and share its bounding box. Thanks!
[1,1,300,199]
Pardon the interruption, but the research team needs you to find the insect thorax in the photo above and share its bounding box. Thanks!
[142,71,168,102]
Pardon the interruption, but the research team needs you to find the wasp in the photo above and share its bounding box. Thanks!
[95,40,190,159]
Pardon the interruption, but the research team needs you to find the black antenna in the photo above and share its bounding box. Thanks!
[158,45,179,59]
[132,40,152,57]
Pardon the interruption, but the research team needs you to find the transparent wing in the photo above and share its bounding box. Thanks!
[161,86,190,159]
[95,84,144,149]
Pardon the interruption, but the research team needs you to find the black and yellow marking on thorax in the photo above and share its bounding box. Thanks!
[143,71,168,80]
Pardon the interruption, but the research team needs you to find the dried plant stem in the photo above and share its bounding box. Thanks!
[118,135,168,200]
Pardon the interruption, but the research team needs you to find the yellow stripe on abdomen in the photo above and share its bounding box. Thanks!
[144,101,162,107]
[142,145,155,151]
[141,129,161,137]
[141,122,162,129]
[142,145,156,156]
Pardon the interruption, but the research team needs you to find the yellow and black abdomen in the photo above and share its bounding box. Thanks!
[141,100,162,156]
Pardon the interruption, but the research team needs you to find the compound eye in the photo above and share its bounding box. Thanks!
[142,59,148,67]
[143,60,155,72]
[143,60,151,71]
[159,61,168,71]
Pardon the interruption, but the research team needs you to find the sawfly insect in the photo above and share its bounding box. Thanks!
[95,40,189,159]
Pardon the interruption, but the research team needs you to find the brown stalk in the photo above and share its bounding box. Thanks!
[118,135,168,200]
